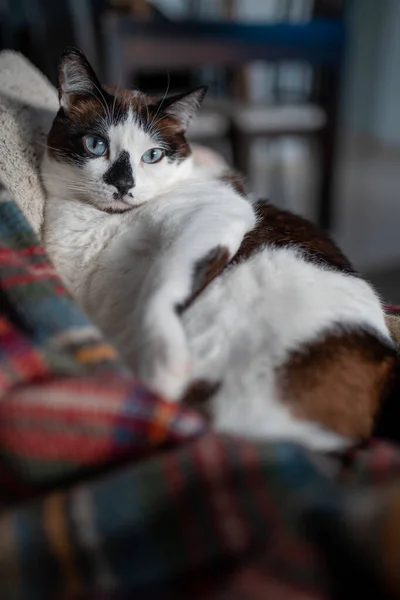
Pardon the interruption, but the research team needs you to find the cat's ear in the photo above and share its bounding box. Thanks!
[160,86,207,131]
[58,48,104,110]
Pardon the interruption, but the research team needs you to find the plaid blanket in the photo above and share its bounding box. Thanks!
[1,190,400,599]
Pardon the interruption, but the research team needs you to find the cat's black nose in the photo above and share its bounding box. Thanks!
[103,150,135,197]
[112,179,134,197]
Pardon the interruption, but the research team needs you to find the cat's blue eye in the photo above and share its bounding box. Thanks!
[141,148,165,164]
[83,135,108,157]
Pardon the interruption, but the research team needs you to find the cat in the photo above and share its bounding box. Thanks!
[42,48,398,452]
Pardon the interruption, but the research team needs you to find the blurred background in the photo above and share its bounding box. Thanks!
[1,0,400,301]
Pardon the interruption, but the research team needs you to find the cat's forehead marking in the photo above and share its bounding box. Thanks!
[48,87,191,164]
[104,86,154,116]
[108,107,160,158]
[105,93,190,162]
[64,89,151,131]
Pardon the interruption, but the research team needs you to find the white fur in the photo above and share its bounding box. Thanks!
[43,107,394,452]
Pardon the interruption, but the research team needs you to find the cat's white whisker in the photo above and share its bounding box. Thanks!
[149,72,170,130]
[111,72,122,124]
[150,114,172,131]
[36,141,63,154]
[42,171,92,182]
[90,82,112,126]
[143,93,150,124]
[42,176,92,190]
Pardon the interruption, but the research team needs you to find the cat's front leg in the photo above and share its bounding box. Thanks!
[133,296,191,400]
[170,195,257,306]
[137,243,237,399]
[140,197,256,399]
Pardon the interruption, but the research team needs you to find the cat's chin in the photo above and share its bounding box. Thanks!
[101,199,137,214]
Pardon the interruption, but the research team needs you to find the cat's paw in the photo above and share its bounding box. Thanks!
[208,203,256,260]
[135,303,192,401]
[150,351,191,401]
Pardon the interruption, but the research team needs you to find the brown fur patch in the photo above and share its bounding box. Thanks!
[48,97,108,164]
[281,329,398,439]
[181,379,220,416]
[219,170,247,197]
[103,86,156,113]
[179,245,230,312]
[232,200,356,275]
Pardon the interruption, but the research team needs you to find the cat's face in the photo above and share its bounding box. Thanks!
[44,48,206,213]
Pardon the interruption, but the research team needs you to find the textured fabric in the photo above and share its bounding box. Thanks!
[0,51,57,232]
[385,307,400,345]
[3,435,400,599]
[2,189,400,598]
[0,435,343,600]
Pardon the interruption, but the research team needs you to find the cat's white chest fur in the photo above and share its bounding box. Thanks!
[44,199,122,301]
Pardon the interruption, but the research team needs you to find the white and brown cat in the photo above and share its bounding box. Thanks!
[42,48,397,452]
